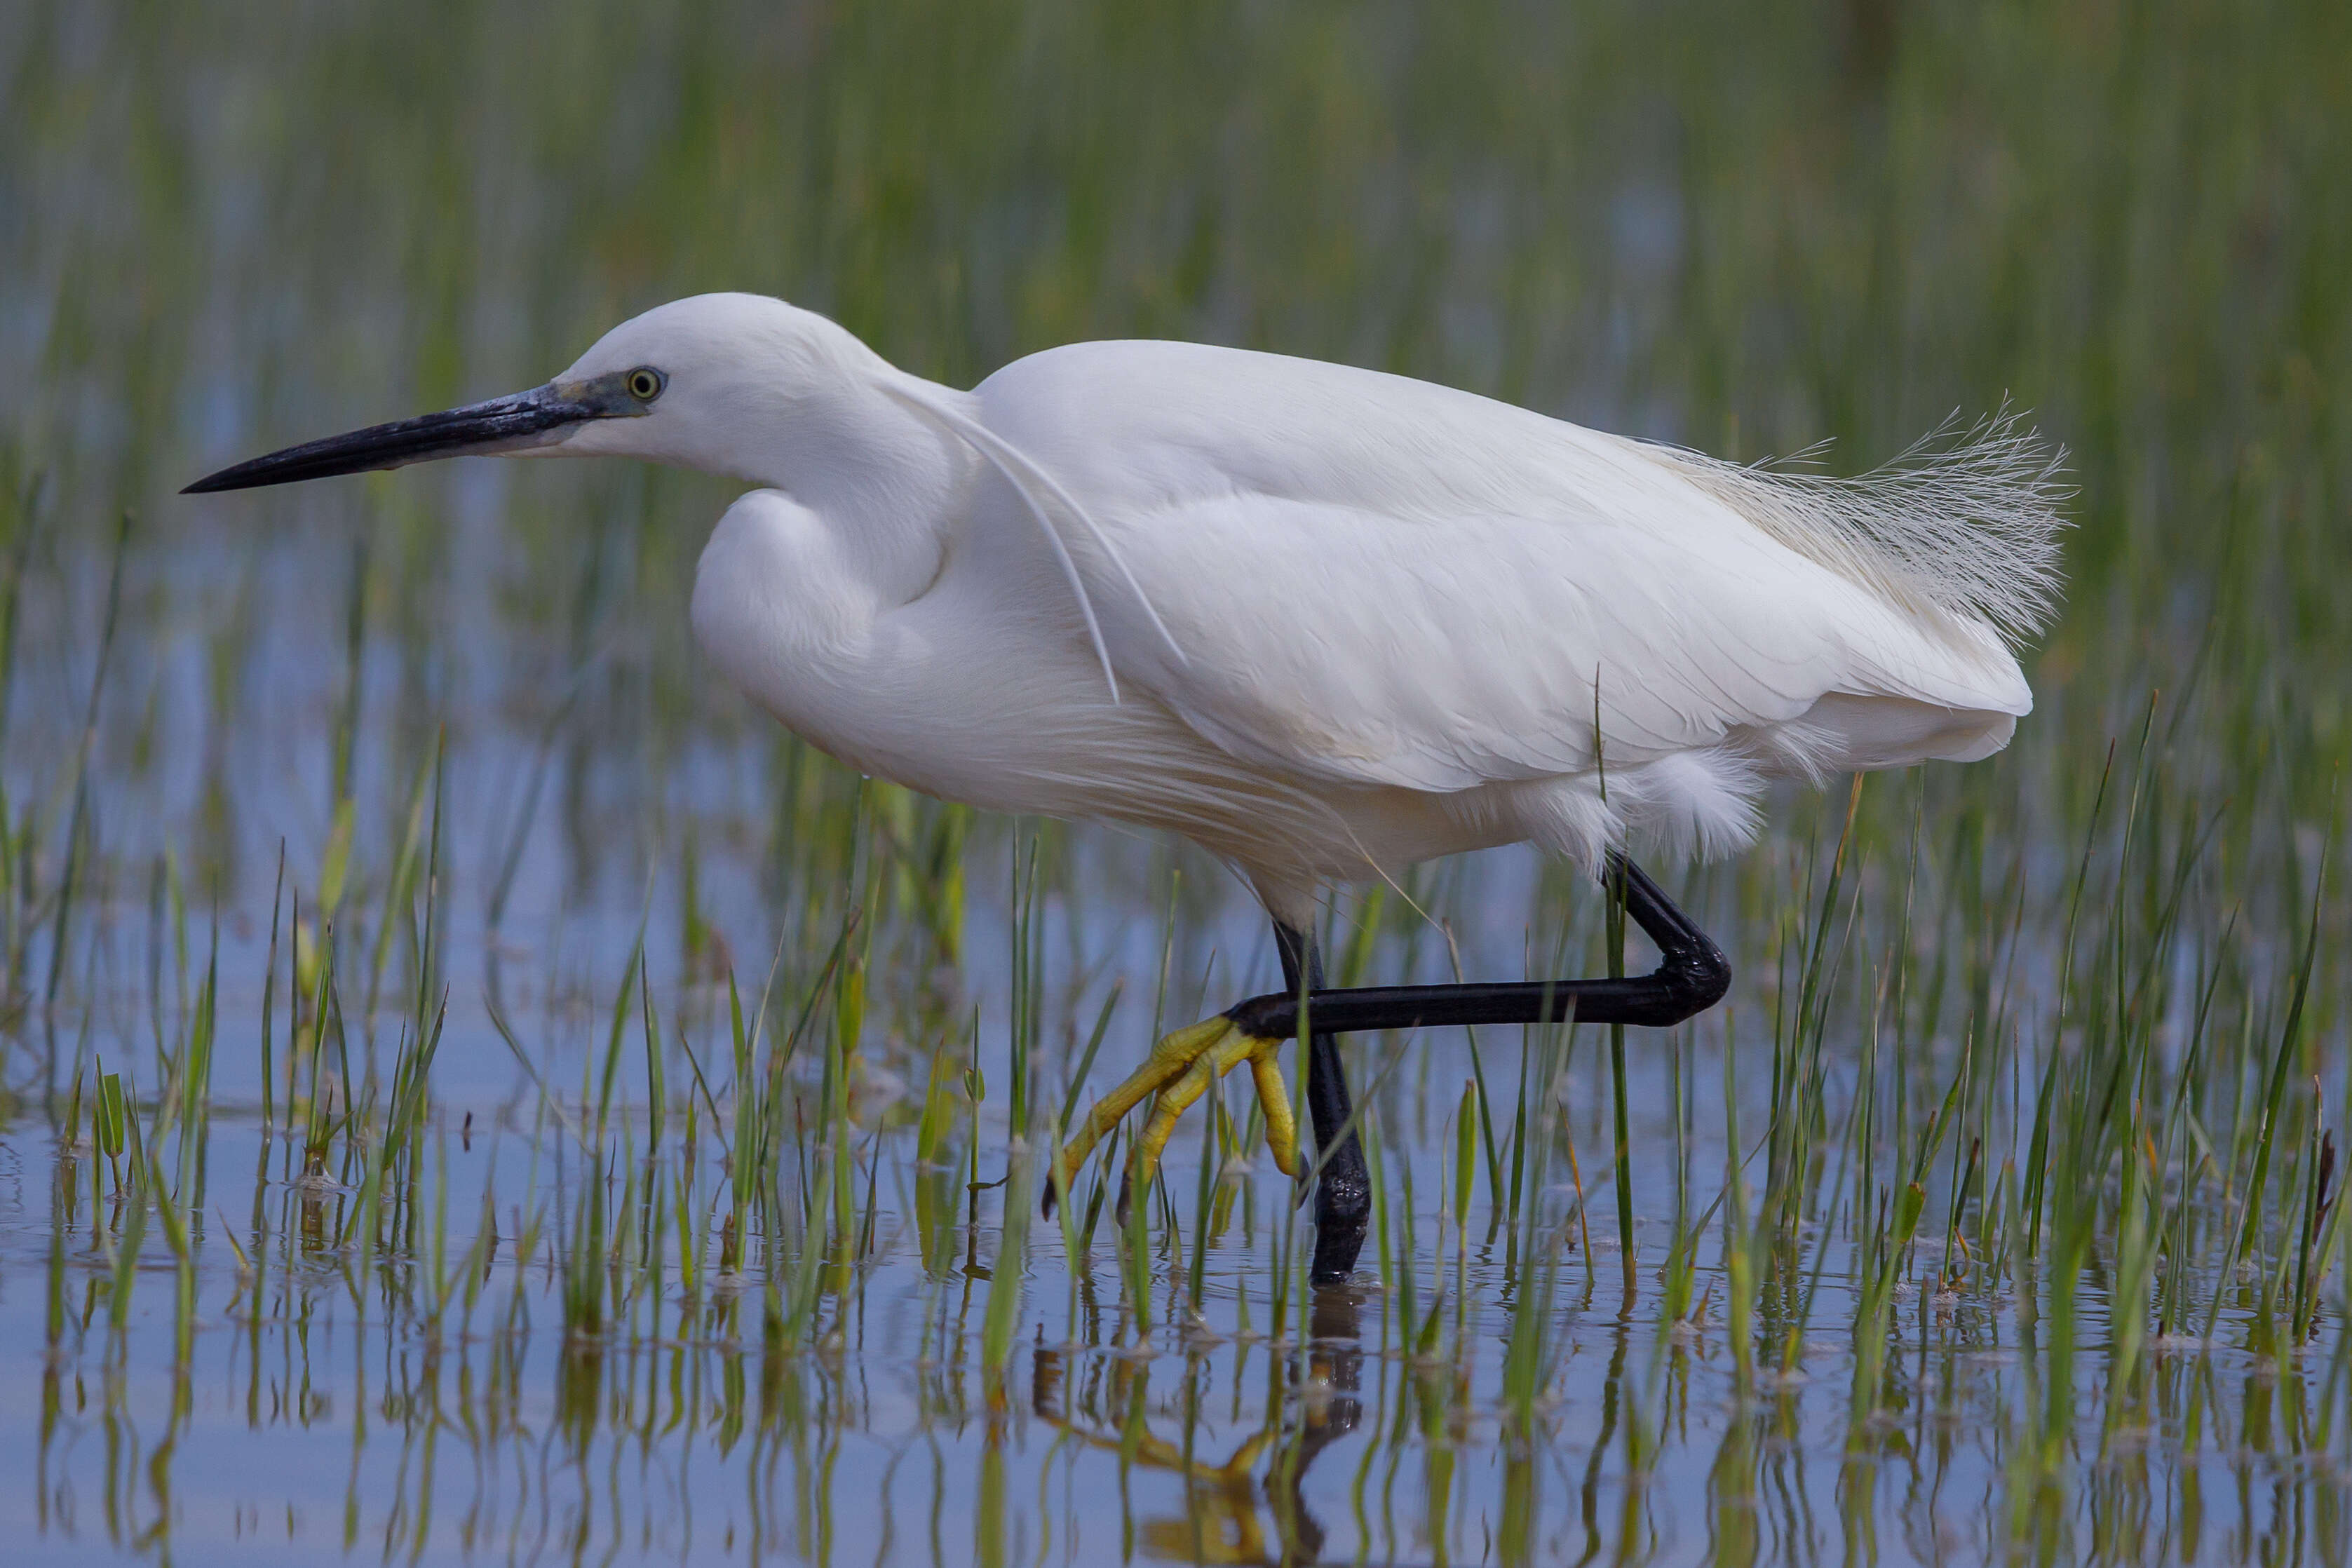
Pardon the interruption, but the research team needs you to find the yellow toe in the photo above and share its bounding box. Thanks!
[1050,1016,1304,1211]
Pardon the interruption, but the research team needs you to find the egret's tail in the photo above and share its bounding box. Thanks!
[1644,412,2071,647]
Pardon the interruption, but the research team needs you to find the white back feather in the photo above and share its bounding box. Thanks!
[1644,412,2071,645]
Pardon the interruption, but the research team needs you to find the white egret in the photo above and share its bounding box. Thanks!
[187,292,2065,1280]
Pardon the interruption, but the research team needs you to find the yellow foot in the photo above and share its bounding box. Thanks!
[1046,1015,1301,1216]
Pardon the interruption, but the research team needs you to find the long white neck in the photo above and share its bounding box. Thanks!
[753,367,980,604]
[593,313,984,606]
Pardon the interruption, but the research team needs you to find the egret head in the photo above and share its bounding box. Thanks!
[183,293,877,495]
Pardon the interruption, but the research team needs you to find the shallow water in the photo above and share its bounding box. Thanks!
[6,2,2351,1563]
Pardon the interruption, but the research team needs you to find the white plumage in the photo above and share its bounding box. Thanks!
[628,295,2062,924]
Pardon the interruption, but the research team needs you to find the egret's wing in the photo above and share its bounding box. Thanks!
[1076,491,2022,794]
[976,341,2048,795]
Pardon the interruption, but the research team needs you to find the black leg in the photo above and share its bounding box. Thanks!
[1272,921,1371,1284]
[1229,855,1728,1047]
[1041,856,1727,1255]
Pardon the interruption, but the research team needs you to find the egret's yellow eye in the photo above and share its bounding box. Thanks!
[626,367,665,402]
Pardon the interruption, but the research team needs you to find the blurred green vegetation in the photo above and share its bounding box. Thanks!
[9,0,2346,608]
[4,4,2352,1562]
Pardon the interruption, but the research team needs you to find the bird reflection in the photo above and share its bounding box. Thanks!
[1029,1284,1368,1565]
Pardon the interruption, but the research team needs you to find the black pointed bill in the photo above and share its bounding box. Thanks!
[182,376,640,495]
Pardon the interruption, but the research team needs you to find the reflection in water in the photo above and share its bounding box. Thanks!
[11,1012,2351,1565]
[1029,1285,1367,1565]
[7,3,2352,1562]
